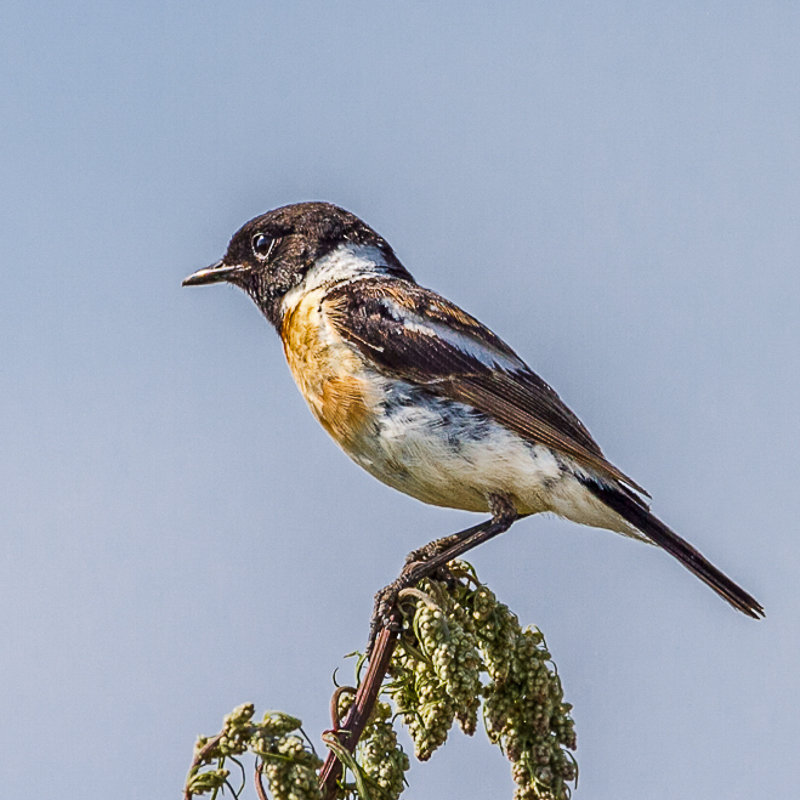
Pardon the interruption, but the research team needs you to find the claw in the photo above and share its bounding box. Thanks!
[364,499,518,660]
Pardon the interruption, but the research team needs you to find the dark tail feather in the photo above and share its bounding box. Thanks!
[584,481,764,619]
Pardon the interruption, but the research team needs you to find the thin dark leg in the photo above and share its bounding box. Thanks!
[366,494,518,656]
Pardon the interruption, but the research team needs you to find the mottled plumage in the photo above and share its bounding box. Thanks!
[324,278,646,494]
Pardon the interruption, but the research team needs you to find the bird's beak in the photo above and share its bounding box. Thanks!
[182,260,247,286]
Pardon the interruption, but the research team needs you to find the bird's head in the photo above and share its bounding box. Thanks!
[182,201,410,328]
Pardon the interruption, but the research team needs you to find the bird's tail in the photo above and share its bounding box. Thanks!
[584,480,764,619]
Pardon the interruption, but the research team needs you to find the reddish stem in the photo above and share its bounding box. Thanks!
[318,611,402,799]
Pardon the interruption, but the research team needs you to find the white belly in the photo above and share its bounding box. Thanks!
[345,378,640,538]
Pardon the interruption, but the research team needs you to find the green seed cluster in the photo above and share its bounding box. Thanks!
[256,730,322,800]
[330,693,408,800]
[387,581,482,760]
[383,563,577,800]
[357,700,410,800]
[465,580,577,800]
[184,560,576,800]
[185,703,321,800]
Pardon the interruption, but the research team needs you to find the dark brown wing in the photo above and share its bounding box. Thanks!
[325,278,649,497]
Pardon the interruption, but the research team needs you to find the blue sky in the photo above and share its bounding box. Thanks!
[2,3,798,798]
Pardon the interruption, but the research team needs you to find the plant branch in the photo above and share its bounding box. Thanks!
[183,733,225,800]
[318,608,402,800]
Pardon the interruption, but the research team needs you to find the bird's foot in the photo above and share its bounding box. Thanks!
[365,495,518,659]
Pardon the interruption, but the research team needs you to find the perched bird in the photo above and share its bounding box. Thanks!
[183,201,763,622]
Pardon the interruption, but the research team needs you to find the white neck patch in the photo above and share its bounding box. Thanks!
[280,243,392,316]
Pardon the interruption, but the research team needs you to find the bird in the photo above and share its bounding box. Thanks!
[183,201,763,627]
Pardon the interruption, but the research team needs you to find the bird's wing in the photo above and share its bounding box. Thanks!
[325,278,649,497]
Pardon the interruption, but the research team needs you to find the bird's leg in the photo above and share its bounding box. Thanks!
[367,494,518,656]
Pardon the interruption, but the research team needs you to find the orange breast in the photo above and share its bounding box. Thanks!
[281,291,376,448]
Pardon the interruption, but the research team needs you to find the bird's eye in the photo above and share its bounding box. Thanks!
[252,233,274,259]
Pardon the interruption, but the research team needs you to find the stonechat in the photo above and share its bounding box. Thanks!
[183,201,763,621]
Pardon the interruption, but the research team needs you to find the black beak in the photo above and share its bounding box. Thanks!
[182,260,247,286]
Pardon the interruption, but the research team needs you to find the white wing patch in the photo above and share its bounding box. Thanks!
[380,296,527,372]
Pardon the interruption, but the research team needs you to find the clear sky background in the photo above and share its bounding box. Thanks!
[2,3,798,798]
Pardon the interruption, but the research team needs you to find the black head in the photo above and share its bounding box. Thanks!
[182,202,409,327]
